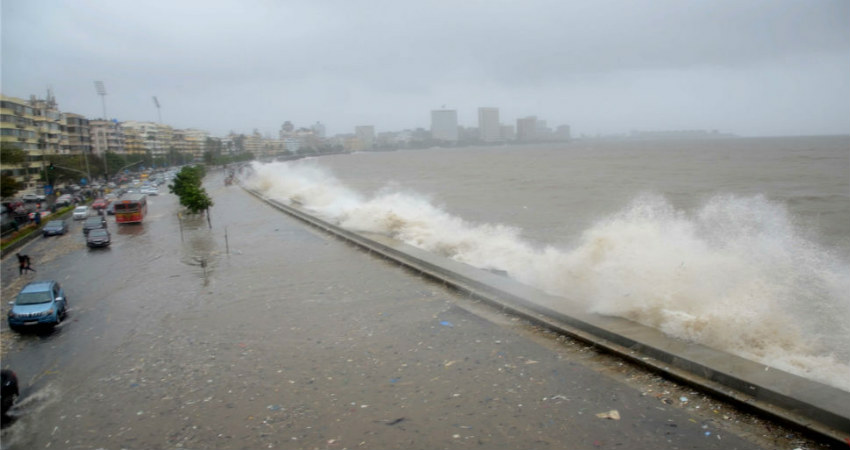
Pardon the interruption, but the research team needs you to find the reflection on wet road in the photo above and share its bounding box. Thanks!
[0,172,829,449]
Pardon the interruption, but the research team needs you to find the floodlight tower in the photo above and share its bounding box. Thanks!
[153,96,162,123]
[94,81,107,119]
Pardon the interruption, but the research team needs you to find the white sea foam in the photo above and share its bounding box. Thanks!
[242,160,850,392]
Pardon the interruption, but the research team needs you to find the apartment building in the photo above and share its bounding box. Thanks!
[90,119,125,156]
[65,113,92,155]
[0,95,41,190]
[172,128,209,161]
[120,121,172,157]
[29,95,67,156]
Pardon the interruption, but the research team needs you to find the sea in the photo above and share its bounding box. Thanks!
[241,135,850,392]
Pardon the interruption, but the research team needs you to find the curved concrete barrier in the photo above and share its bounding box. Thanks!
[246,187,850,444]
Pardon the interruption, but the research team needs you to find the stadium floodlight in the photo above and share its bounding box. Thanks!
[152,96,162,123]
[94,81,108,119]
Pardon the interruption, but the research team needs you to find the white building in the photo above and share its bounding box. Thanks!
[430,110,458,143]
[478,107,501,143]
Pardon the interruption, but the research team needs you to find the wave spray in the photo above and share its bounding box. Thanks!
[242,160,850,391]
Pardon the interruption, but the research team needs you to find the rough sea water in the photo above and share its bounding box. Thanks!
[241,135,850,392]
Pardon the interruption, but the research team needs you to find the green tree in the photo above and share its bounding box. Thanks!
[0,146,27,164]
[1,174,23,198]
[169,165,213,228]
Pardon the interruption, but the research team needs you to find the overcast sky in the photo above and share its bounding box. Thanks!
[2,0,848,138]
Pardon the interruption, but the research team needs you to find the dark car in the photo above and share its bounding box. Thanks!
[1,369,18,420]
[7,280,68,331]
[42,219,69,237]
[86,228,111,248]
[82,215,107,235]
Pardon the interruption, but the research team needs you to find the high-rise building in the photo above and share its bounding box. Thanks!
[516,116,538,142]
[431,110,458,143]
[556,125,571,141]
[478,107,501,143]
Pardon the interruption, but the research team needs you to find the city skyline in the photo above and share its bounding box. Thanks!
[2,1,848,138]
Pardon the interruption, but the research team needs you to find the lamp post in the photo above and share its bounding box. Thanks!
[113,160,143,179]
[94,81,109,183]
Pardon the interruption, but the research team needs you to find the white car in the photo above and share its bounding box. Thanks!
[72,206,89,220]
[22,193,45,202]
[56,194,74,206]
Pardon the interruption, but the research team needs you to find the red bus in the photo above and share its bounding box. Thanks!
[114,194,148,224]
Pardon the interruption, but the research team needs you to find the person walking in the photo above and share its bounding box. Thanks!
[16,253,36,275]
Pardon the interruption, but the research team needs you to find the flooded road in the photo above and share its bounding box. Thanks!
[0,172,833,449]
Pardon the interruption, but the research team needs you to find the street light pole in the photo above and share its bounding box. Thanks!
[113,160,144,179]
[83,149,92,187]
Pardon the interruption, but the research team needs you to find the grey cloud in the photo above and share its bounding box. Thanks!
[2,0,847,136]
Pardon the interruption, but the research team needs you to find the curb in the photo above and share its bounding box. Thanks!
[246,188,849,445]
[0,210,75,260]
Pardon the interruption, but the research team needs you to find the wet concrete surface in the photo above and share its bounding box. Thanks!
[0,172,836,449]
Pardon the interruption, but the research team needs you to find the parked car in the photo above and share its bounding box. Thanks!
[82,215,107,235]
[42,219,68,237]
[1,369,18,420]
[72,206,89,220]
[91,198,109,210]
[7,280,68,331]
[86,228,111,248]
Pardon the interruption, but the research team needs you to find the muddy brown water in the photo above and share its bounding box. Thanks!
[0,174,833,449]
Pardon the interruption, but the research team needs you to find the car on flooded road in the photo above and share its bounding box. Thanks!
[42,219,69,237]
[86,228,111,248]
[72,205,89,220]
[21,193,45,203]
[7,280,68,331]
[55,194,74,207]
[82,215,107,235]
[91,198,109,211]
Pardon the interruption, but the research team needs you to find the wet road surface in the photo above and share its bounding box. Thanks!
[0,172,833,449]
